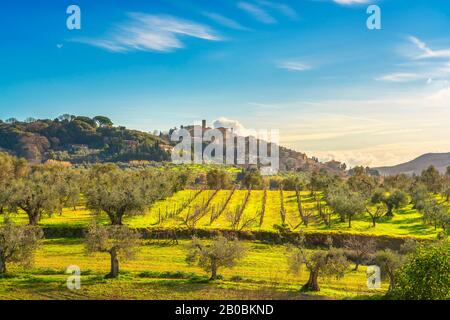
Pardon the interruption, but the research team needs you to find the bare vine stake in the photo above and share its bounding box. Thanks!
[280,188,286,224]
[295,187,305,225]
[210,187,236,224]
[259,189,267,227]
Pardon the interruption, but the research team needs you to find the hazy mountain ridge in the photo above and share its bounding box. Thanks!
[374,153,450,175]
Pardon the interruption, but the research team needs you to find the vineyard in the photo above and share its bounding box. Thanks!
[9,189,443,239]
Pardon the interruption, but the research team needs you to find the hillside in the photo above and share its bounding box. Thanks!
[0,115,346,173]
[0,115,170,163]
[179,121,346,174]
[374,152,450,175]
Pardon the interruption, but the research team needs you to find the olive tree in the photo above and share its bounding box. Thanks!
[383,174,412,193]
[288,246,349,292]
[420,165,443,194]
[375,249,404,294]
[206,168,232,190]
[287,234,349,291]
[409,183,429,211]
[85,223,140,278]
[56,169,84,212]
[308,170,332,197]
[0,152,28,215]
[444,187,450,203]
[0,217,43,273]
[34,162,84,214]
[240,169,264,190]
[281,175,306,191]
[371,189,408,217]
[326,185,365,227]
[186,235,246,280]
[422,200,448,230]
[85,165,165,225]
[8,170,61,225]
[347,167,378,198]
[365,202,388,227]
[344,236,377,271]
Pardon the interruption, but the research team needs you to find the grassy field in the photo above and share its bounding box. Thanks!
[0,239,386,300]
[2,189,446,300]
[5,190,445,239]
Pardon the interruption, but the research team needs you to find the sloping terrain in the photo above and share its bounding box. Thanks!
[375,153,450,175]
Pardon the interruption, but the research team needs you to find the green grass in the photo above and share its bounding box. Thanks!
[1,189,446,300]
[0,238,386,300]
[4,190,445,239]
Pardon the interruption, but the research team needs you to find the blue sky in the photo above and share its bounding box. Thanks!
[1,0,450,167]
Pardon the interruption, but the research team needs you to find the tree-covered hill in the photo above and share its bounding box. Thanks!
[0,115,170,163]
[0,115,347,174]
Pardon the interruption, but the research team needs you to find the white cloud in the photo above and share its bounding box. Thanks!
[377,37,450,83]
[428,86,450,106]
[73,13,221,53]
[409,36,450,60]
[277,60,311,71]
[203,12,249,30]
[375,72,424,83]
[213,117,256,137]
[333,0,372,5]
[256,0,298,19]
[239,94,450,167]
[237,2,277,24]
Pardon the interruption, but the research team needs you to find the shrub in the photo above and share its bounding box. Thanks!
[393,242,450,300]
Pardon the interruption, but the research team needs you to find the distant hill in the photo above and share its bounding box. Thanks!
[0,115,171,163]
[374,153,450,175]
[179,121,346,174]
[0,115,346,174]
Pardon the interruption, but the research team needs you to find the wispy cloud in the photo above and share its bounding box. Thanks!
[277,60,311,71]
[203,12,249,31]
[376,36,450,83]
[73,13,221,53]
[256,0,299,19]
[237,2,277,24]
[409,36,450,60]
[375,72,424,83]
[333,0,372,5]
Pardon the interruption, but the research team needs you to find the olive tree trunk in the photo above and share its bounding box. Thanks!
[0,254,6,274]
[302,269,320,291]
[386,205,394,217]
[387,274,396,294]
[27,210,40,226]
[106,248,119,278]
[108,213,123,225]
[209,259,218,281]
